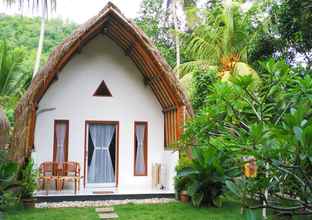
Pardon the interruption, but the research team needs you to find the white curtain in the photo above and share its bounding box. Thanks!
[55,122,66,163]
[88,125,115,183]
[135,124,146,175]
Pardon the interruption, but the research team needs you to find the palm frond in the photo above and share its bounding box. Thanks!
[0,41,24,96]
[176,60,215,79]
[2,0,56,13]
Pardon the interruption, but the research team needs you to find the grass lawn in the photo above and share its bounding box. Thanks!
[5,201,266,220]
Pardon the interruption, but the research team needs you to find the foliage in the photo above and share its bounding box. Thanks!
[0,15,76,87]
[0,151,37,211]
[0,41,25,97]
[271,0,312,69]
[178,0,264,87]
[20,160,37,198]
[135,0,177,68]
[0,150,20,211]
[249,0,312,70]
[180,58,312,218]
[0,96,19,127]
[0,15,76,125]
[174,154,192,197]
[176,147,237,207]
[191,67,218,112]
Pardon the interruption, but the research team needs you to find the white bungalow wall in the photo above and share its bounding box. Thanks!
[33,35,178,192]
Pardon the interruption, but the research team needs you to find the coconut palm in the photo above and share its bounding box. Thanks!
[3,0,56,76]
[0,41,26,96]
[178,0,260,87]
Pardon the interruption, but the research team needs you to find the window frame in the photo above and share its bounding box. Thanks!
[133,121,148,176]
[53,120,69,162]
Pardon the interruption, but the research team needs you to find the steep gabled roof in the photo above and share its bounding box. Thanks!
[11,2,193,164]
[15,1,192,115]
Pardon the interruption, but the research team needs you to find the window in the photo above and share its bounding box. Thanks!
[134,122,148,176]
[53,120,69,163]
[93,80,112,97]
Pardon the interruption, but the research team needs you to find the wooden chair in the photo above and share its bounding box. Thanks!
[59,162,81,194]
[38,162,59,194]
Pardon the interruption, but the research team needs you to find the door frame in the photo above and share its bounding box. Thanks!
[53,120,69,162]
[84,120,119,188]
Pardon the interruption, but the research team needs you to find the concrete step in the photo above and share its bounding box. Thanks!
[98,212,119,219]
[96,207,114,213]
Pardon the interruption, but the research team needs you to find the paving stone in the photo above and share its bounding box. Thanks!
[96,207,114,213]
[98,212,119,219]
[35,198,176,208]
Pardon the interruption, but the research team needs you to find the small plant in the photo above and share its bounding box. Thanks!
[177,147,234,208]
[20,160,37,198]
[0,153,21,211]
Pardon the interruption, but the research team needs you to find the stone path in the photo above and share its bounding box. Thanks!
[96,207,118,219]
[35,198,175,208]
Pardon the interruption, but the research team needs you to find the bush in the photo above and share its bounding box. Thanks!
[0,151,37,211]
[0,152,20,211]
[20,160,37,198]
[176,147,235,208]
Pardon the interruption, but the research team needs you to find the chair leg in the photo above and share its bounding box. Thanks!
[45,180,50,195]
[74,180,77,194]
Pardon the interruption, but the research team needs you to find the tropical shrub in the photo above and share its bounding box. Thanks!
[179,58,312,218]
[176,147,237,208]
[0,151,37,211]
[0,150,20,211]
[20,160,37,199]
[174,154,192,198]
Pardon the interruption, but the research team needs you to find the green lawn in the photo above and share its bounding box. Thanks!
[5,202,264,220]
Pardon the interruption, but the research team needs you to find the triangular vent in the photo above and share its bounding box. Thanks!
[93,80,112,97]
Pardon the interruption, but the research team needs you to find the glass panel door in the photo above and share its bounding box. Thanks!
[87,123,117,187]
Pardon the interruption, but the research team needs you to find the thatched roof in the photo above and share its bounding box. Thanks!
[16,2,192,115]
[0,106,9,148]
[11,2,193,164]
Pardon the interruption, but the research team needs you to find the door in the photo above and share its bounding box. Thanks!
[86,122,118,187]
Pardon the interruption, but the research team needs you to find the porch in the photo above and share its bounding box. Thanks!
[34,188,175,203]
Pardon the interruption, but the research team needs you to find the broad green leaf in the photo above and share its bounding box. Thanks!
[225,180,240,197]
[244,209,256,220]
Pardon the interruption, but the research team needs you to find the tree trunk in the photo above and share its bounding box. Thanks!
[172,0,180,77]
[33,1,47,77]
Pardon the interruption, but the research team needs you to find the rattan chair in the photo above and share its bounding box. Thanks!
[38,162,60,194]
[58,162,81,194]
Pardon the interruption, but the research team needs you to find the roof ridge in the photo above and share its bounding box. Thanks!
[104,1,121,13]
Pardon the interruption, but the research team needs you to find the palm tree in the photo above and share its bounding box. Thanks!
[0,41,26,96]
[178,0,260,87]
[3,0,56,77]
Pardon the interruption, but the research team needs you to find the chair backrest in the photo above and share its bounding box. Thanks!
[62,162,80,177]
[39,162,59,176]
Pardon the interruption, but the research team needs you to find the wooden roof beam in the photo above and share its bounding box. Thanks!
[102,17,112,35]
[162,106,177,113]
[124,41,134,56]
[143,75,160,86]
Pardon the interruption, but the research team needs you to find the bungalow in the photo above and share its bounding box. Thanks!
[11,2,192,197]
